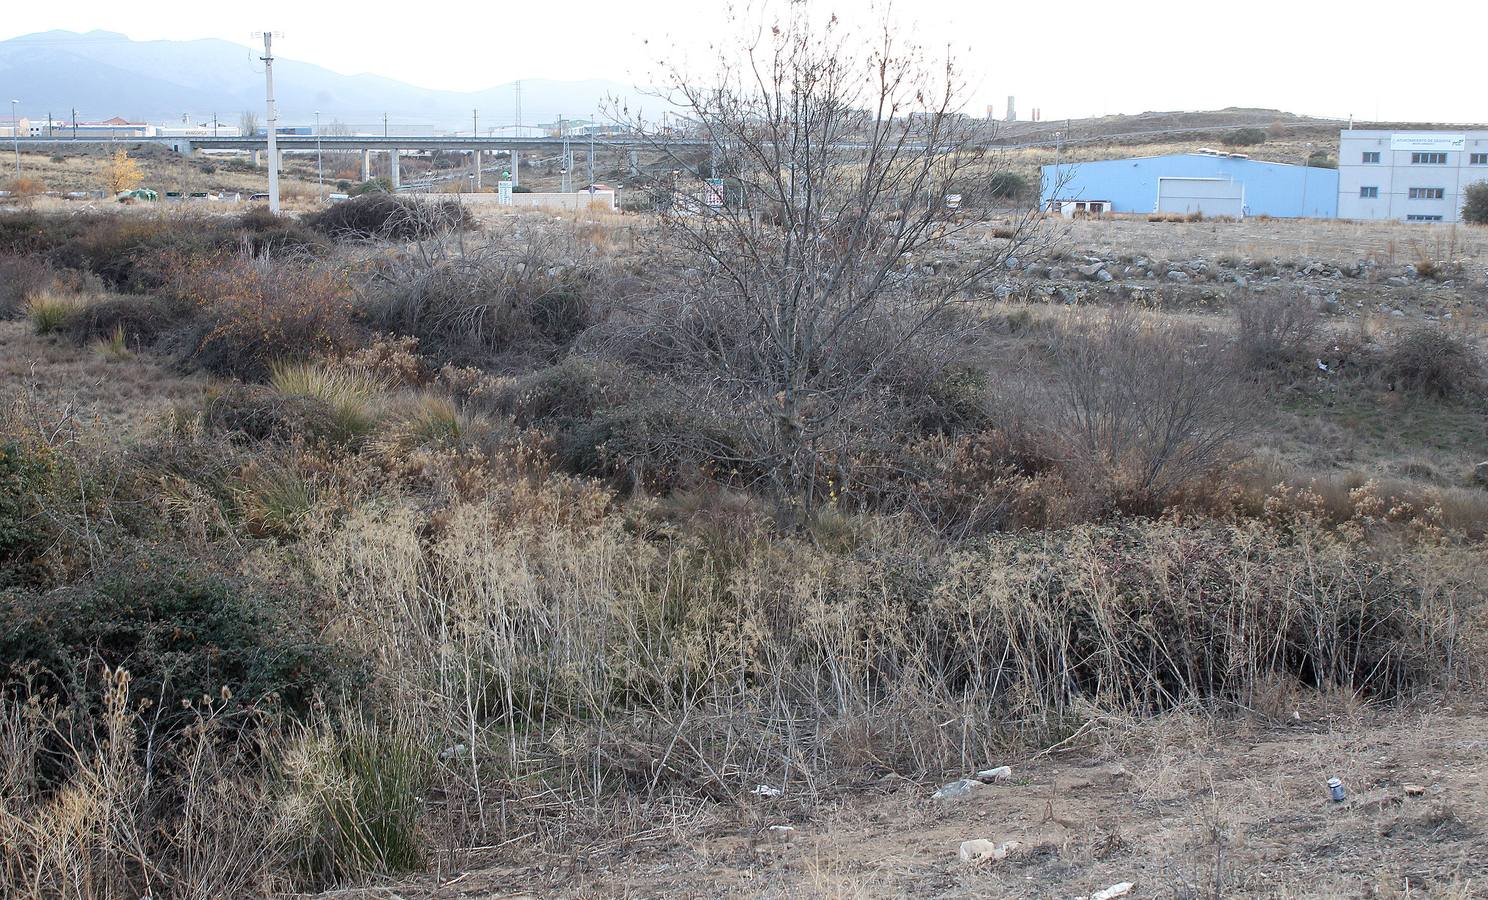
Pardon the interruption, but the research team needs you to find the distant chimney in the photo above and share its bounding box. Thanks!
[986,104,996,120]
[1005,96,1016,122]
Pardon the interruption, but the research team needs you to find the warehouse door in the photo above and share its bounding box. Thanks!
[1156,177,1244,218]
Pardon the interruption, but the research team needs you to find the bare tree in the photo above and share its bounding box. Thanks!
[239,110,260,139]
[612,3,1058,498]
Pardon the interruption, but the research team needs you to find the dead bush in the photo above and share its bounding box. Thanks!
[1232,289,1321,371]
[0,254,55,318]
[1381,327,1483,398]
[170,252,360,380]
[305,194,474,241]
[358,234,601,363]
[66,293,176,348]
[1046,310,1250,513]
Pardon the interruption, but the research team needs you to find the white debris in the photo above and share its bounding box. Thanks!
[751,784,782,798]
[932,779,982,800]
[958,839,1020,864]
[1089,883,1134,900]
[975,766,1013,783]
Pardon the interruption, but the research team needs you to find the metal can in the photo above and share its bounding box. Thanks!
[1327,777,1346,802]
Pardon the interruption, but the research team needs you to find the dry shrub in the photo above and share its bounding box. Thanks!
[200,383,342,444]
[305,194,473,241]
[302,493,1482,823]
[358,233,602,363]
[0,679,299,899]
[66,293,175,348]
[0,253,55,318]
[169,252,360,380]
[1232,289,1321,371]
[1381,326,1482,398]
[1044,310,1249,514]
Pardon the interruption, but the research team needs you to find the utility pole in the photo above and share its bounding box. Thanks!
[315,110,324,202]
[213,112,218,137]
[588,112,595,192]
[257,31,281,213]
[383,112,388,137]
[10,100,19,179]
[71,108,77,139]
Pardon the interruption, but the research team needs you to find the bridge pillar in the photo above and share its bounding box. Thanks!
[389,149,400,189]
[629,150,639,176]
[471,148,482,190]
[511,149,519,187]
[360,150,371,182]
[251,150,261,167]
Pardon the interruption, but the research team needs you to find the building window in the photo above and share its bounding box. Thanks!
[1362,151,1380,163]
[1408,187,1445,199]
[1472,153,1488,165]
[1359,186,1379,198]
[1410,152,1448,165]
[1406,214,1444,221]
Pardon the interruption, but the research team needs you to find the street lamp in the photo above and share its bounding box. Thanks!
[315,110,324,201]
[10,100,19,179]
[1300,141,1314,218]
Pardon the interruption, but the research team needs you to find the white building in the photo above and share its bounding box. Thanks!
[1337,129,1488,223]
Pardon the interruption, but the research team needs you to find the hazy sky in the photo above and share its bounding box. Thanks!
[3,0,1483,123]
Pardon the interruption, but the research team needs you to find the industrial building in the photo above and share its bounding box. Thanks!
[1040,151,1338,219]
[1337,130,1488,223]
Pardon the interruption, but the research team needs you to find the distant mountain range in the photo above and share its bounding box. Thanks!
[0,30,645,132]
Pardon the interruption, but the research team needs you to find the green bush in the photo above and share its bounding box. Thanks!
[349,177,394,197]
[1221,127,1267,147]
[0,440,55,588]
[986,172,1028,199]
[561,400,744,489]
[1463,182,1488,225]
[0,562,353,727]
[489,357,636,426]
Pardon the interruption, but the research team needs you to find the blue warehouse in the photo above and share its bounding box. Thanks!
[1041,151,1338,219]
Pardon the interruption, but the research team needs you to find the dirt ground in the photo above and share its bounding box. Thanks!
[326,705,1487,899]
[0,320,203,436]
[1051,217,1488,272]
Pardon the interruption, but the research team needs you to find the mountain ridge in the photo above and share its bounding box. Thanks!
[0,29,645,131]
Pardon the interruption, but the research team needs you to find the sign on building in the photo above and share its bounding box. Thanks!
[703,177,725,209]
[1389,134,1466,152]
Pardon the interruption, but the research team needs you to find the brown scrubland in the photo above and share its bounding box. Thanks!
[2,10,1487,900]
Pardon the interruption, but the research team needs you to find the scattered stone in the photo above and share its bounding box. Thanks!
[1166,270,1190,282]
[1474,461,1488,487]
[1048,266,1067,280]
[1404,784,1427,797]
[437,743,468,760]
[1233,275,1248,289]
[958,839,1020,864]
[1077,262,1105,279]
[933,779,982,801]
[975,766,1013,783]
[1004,256,1019,269]
[1095,268,1114,282]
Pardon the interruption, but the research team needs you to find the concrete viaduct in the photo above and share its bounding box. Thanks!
[12,135,711,191]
